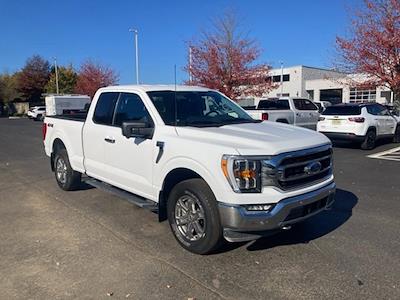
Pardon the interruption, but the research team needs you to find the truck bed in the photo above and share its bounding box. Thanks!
[46,112,88,122]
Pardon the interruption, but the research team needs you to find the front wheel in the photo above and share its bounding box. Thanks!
[167,179,223,255]
[54,149,81,191]
[361,129,376,150]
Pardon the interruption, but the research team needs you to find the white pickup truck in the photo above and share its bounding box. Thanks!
[43,85,336,254]
[245,98,320,129]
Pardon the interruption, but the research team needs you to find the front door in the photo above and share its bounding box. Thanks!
[103,92,156,200]
[381,108,397,135]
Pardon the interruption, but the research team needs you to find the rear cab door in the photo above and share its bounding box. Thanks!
[83,92,120,181]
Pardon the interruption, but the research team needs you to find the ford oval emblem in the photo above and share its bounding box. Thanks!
[304,161,322,175]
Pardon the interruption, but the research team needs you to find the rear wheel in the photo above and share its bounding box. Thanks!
[167,178,223,255]
[393,126,400,143]
[54,149,81,190]
[361,129,376,150]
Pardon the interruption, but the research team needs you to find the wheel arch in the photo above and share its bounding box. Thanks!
[50,138,67,171]
[158,167,212,222]
[367,126,377,134]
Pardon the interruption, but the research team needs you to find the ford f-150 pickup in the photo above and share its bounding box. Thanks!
[43,85,336,254]
[245,97,320,130]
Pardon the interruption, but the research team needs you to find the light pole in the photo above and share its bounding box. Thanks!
[53,57,59,95]
[189,46,193,84]
[129,28,139,84]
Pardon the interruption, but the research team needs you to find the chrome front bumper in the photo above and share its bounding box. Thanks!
[218,182,336,242]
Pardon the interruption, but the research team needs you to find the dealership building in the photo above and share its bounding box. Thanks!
[239,65,394,106]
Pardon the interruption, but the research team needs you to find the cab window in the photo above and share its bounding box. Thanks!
[93,92,119,125]
[113,93,152,126]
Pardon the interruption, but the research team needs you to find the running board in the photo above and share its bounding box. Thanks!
[83,177,158,211]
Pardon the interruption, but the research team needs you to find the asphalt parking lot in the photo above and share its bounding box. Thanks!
[0,118,399,300]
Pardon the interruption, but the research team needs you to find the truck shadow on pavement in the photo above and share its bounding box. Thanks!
[245,188,358,252]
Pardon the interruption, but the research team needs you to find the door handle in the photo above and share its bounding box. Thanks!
[104,137,115,144]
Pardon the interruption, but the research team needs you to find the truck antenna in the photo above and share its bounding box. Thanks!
[174,64,177,126]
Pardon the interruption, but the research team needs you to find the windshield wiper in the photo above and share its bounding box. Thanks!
[183,120,225,128]
[222,118,262,125]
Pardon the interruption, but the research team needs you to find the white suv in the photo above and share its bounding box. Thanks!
[27,106,46,121]
[317,103,400,150]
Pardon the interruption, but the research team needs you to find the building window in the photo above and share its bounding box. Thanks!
[307,90,314,100]
[272,75,281,82]
[267,74,290,83]
[349,88,376,103]
[380,91,392,103]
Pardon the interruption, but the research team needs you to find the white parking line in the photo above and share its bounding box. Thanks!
[368,146,400,161]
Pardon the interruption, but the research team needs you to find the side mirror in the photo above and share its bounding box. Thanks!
[121,121,154,139]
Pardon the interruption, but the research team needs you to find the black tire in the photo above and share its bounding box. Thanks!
[393,126,400,143]
[361,129,376,150]
[53,149,81,191]
[167,178,223,255]
[34,115,41,121]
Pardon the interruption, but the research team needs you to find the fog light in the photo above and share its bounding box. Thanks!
[245,204,273,211]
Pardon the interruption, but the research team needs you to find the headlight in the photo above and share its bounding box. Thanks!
[221,155,262,193]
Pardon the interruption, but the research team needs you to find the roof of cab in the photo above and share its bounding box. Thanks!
[98,85,215,93]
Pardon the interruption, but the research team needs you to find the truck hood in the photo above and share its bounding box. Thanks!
[176,121,331,155]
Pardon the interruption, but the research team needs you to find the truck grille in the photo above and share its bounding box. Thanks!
[262,144,333,191]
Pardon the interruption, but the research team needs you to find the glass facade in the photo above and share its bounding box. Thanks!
[349,88,376,103]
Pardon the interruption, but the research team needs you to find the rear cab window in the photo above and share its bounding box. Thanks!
[322,106,362,116]
[257,100,290,110]
[93,92,119,125]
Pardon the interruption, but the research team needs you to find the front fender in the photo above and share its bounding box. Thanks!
[155,156,230,201]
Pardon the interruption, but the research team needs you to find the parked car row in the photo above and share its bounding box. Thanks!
[244,97,399,150]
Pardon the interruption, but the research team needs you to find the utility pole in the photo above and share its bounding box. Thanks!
[280,61,284,96]
[129,28,139,84]
[53,57,59,95]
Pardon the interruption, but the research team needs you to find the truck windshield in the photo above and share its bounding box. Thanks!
[147,91,259,127]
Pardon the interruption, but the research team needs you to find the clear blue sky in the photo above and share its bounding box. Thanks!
[0,0,363,84]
